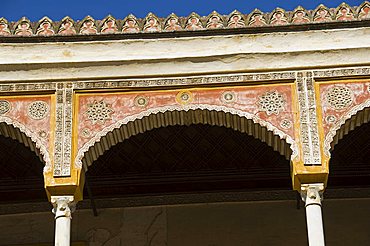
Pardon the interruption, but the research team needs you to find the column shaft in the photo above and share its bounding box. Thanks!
[51,196,74,246]
[301,183,325,246]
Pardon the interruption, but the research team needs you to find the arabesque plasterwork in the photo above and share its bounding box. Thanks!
[75,104,299,169]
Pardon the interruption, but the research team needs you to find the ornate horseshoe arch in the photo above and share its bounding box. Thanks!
[0,116,51,172]
[76,104,298,170]
[324,99,370,157]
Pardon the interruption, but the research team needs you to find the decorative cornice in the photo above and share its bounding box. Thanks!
[0,2,369,39]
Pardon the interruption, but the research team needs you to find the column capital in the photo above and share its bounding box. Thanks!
[300,183,324,207]
[51,195,75,220]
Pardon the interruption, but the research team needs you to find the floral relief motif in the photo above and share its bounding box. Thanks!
[313,5,332,22]
[0,100,10,115]
[85,100,114,124]
[257,91,285,115]
[270,8,289,25]
[14,18,33,36]
[291,6,310,24]
[58,17,76,35]
[79,16,97,35]
[325,86,354,110]
[247,9,267,26]
[27,101,49,120]
[335,3,354,21]
[176,91,193,105]
[206,11,224,29]
[0,18,11,36]
[227,10,245,28]
[134,96,149,107]
[143,13,161,32]
[185,13,203,30]
[220,91,236,104]
[358,2,370,20]
[101,16,118,34]
[280,119,292,129]
[325,115,337,124]
[164,13,182,31]
[122,14,140,33]
[36,17,54,36]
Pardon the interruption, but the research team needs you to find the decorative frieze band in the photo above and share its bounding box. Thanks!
[296,72,321,165]
[0,67,368,94]
[53,83,73,177]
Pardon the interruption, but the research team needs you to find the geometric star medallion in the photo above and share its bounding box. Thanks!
[85,100,114,124]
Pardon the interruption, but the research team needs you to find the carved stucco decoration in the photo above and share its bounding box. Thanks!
[280,119,292,129]
[324,99,370,157]
[27,101,49,120]
[220,91,237,104]
[0,18,11,36]
[58,16,77,35]
[325,86,354,110]
[164,13,182,31]
[134,96,149,108]
[85,100,114,125]
[100,15,119,34]
[75,104,299,169]
[0,101,10,115]
[257,91,286,115]
[176,91,193,105]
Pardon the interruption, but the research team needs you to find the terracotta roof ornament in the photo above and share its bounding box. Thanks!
[313,4,332,22]
[36,17,55,36]
[101,15,118,34]
[247,9,267,27]
[335,3,355,21]
[164,13,182,31]
[227,10,245,28]
[358,1,370,19]
[58,17,77,35]
[0,18,11,36]
[185,12,203,30]
[270,8,289,25]
[122,14,140,33]
[143,13,161,32]
[206,11,224,29]
[79,16,97,35]
[291,6,310,24]
[14,17,33,36]
[0,2,368,38]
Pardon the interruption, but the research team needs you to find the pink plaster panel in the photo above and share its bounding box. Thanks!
[77,85,295,149]
[320,81,370,136]
[0,96,52,149]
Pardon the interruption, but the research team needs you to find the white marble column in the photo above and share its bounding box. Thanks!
[51,196,75,246]
[301,183,325,246]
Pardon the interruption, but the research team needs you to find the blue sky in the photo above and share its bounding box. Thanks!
[1,0,365,22]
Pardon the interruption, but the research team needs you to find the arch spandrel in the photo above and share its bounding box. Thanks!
[74,84,298,170]
[0,95,53,171]
[317,80,370,158]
